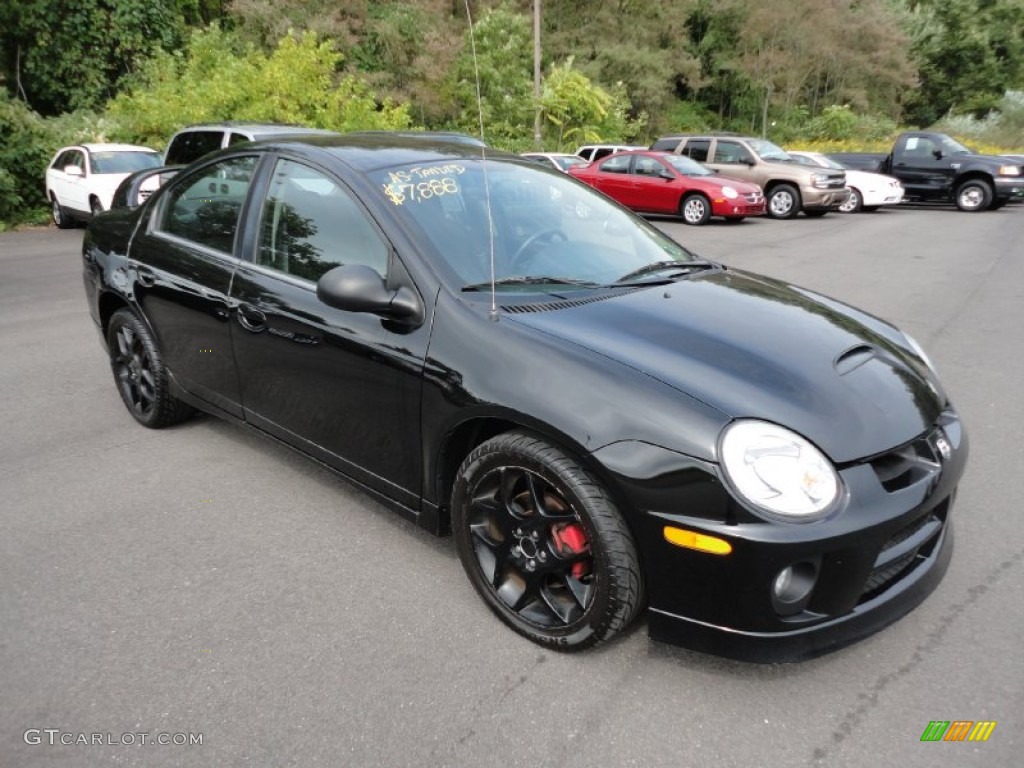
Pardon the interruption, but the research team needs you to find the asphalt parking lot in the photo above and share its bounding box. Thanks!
[2,205,1022,767]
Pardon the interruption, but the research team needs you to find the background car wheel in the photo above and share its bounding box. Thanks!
[838,187,862,213]
[90,197,103,216]
[452,431,643,651]
[51,197,74,229]
[767,184,800,219]
[955,180,992,211]
[107,309,194,429]
[679,193,712,225]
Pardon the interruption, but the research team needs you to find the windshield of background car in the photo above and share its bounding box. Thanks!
[806,154,845,170]
[746,139,791,161]
[89,151,162,174]
[370,159,697,288]
[663,155,713,176]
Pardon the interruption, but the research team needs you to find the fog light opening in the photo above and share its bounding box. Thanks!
[771,561,818,616]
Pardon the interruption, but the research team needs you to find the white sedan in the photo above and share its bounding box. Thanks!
[788,151,904,213]
[46,143,161,228]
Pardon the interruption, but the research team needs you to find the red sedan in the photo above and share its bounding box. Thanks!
[569,150,765,224]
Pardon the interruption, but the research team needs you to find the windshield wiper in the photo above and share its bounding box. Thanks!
[462,276,600,292]
[611,260,718,285]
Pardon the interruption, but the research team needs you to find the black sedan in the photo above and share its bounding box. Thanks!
[82,135,967,660]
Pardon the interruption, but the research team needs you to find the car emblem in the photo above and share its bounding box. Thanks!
[934,434,952,461]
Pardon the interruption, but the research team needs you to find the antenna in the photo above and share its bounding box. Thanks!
[462,0,499,321]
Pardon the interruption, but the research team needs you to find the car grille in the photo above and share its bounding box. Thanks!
[858,501,947,602]
[867,429,943,493]
[822,176,846,189]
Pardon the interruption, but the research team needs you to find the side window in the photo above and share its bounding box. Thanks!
[158,155,257,253]
[681,140,710,162]
[714,141,754,164]
[650,138,680,152]
[600,155,632,175]
[70,151,86,174]
[592,148,615,162]
[257,158,388,283]
[228,132,252,147]
[633,156,666,177]
[165,131,225,166]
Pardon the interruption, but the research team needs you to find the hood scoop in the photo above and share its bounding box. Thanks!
[834,344,877,375]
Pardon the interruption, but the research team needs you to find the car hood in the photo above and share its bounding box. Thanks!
[506,269,945,463]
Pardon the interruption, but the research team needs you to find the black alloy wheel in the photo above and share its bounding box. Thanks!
[107,309,193,428]
[452,432,643,650]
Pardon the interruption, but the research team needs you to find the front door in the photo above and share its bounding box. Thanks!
[229,156,430,508]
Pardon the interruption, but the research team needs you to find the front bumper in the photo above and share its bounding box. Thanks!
[802,186,851,211]
[595,412,967,661]
[993,176,1024,201]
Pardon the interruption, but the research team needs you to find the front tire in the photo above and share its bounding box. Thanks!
[680,193,712,225]
[452,432,643,651]
[955,180,992,212]
[767,183,801,219]
[107,309,194,428]
[838,187,862,213]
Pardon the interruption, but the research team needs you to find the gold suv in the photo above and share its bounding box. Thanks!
[651,135,850,219]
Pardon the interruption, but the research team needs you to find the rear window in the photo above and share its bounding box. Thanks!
[165,131,225,166]
[90,151,161,174]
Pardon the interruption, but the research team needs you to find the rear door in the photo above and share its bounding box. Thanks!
[590,154,635,206]
[129,153,261,417]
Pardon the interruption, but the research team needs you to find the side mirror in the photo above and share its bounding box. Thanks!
[740,157,756,166]
[659,169,675,181]
[317,264,423,326]
[65,165,84,177]
[932,149,944,160]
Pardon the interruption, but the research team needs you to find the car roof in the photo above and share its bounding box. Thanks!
[65,143,159,153]
[247,134,516,173]
[173,123,339,137]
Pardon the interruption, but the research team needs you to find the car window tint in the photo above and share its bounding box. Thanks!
[228,133,251,146]
[682,140,710,162]
[257,159,388,283]
[600,155,631,174]
[158,155,257,253]
[714,141,753,164]
[91,151,161,174]
[633,156,666,177]
[165,131,224,165]
[592,148,615,162]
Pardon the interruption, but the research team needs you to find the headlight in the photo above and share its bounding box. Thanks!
[998,165,1021,176]
[719,421,840,521]
[721,186,739,199]
[810,173,831,189]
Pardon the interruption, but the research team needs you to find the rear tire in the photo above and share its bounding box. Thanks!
[767,184,800,219]
[452,431,644,651]
[51,196,74,229]
[107,309,194,428]
[679,193,712,225]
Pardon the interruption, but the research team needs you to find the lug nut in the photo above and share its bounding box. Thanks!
[538,551,547,562]
[527,560,536,571]
[530,530,540,541]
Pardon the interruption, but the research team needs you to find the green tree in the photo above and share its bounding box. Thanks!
[0,0,185,115]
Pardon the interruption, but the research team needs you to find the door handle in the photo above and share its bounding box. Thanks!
[237,304,267,333]
[136,267,156,288]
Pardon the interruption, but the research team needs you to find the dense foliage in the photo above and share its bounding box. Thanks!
[1,0,1022,226]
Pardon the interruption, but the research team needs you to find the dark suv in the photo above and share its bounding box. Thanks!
[164,123,339,166]
[651,135,849,219]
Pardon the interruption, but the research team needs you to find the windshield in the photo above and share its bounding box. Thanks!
[371,159,699,289]
[801,153,845,170]
[747,139,791,162]
[554,155,588,171]
[663,155,713,176]
[90,151,162,174]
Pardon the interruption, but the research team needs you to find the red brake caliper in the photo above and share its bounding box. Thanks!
[551,523,590,579]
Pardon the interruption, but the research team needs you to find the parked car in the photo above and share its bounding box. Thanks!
[520,152,589,172]
[46,143,162,227]
[575,144,647,163]
[82,135,966,660]
[829,132,1024,211]
[569,150,765,224]
[787,151,904,213]
[651,134,849,219]
[164,122,339,166]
